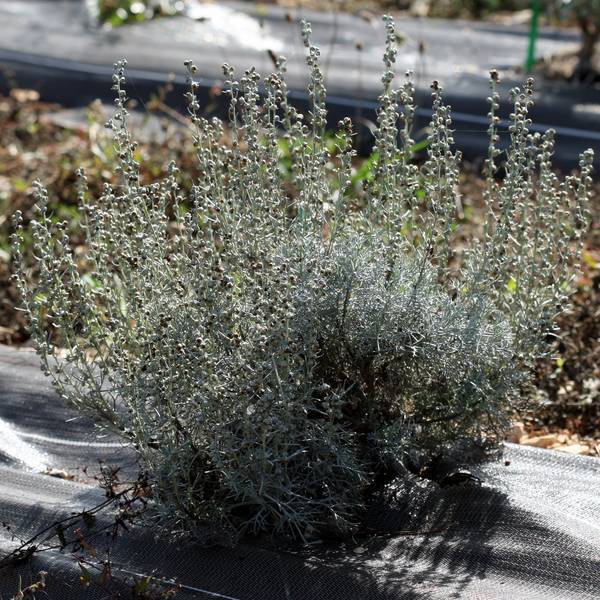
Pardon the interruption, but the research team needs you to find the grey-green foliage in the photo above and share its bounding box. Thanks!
[13,16,593,542]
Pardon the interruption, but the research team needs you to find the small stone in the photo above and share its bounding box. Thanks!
[10,88,40,103]
[45,468,75,480]
[554,444,591,456]
[520,434,558,448]
[507,422,526,443]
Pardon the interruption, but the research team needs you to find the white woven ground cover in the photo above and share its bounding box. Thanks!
[0,345,598,599]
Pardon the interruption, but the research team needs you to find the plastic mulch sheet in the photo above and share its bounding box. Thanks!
[0,344,598,599]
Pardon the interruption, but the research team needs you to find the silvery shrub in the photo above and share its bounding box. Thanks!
[13,17,593,542]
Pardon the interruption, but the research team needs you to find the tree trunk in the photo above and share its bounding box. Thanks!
[575,16,599,81]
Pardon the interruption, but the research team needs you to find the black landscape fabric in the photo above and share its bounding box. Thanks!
[0,344,598,599]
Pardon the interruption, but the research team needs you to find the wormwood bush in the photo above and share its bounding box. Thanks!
[13,17,593,542]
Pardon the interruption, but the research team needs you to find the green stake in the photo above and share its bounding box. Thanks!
[525,0,541,71]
